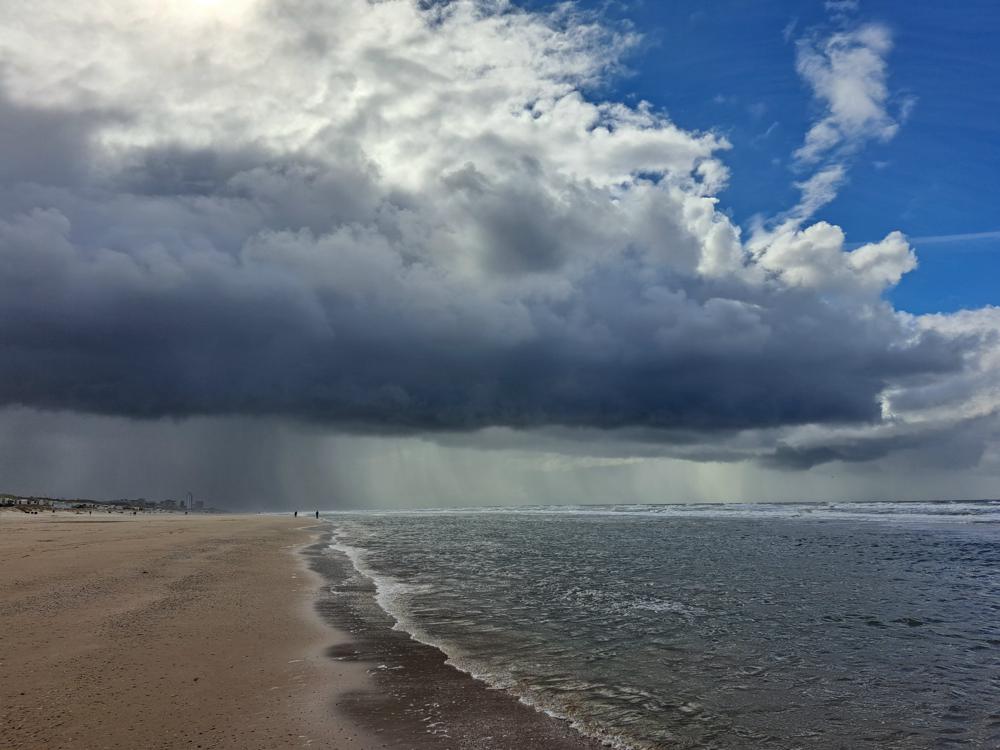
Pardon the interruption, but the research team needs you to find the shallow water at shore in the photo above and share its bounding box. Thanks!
[326,501,1000,749]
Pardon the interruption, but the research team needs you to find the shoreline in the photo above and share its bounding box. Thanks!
[305,522,604,750]
[1,509,604,749]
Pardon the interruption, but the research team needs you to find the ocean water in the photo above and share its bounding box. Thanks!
[326,501,1000,749]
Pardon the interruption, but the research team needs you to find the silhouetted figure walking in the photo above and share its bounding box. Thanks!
[315,510,319,519]
[294,511,298,518]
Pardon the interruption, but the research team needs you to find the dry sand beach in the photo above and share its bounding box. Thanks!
[0,512,377,750]
[1,511,599,750]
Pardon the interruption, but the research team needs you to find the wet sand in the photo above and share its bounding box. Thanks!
[305,529,603,750]
[0,512,376,750]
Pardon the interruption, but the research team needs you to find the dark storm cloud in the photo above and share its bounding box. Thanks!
[0,168,962,432]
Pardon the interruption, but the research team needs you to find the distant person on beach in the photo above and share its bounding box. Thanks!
[294,511,298,518]
[315,511,319,519]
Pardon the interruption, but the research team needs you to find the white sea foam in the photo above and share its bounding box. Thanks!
[328,532,434,636]
[629,598,705,617]
[326,522,647,749]
[322,499,1000,525]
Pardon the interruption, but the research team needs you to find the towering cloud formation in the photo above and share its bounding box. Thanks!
[0,0,996,480]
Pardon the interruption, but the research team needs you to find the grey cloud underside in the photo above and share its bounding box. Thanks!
[765,420,987,470]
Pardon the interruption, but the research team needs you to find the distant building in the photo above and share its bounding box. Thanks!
[194,500,205,511]
[0,495,48,507]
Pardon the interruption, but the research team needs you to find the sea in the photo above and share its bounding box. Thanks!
[324,501,1000,749]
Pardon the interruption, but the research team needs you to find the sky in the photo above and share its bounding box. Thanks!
[559,0,1000,314]
[0,0,997,509]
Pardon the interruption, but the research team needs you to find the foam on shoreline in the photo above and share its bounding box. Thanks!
[326,522,643,750]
